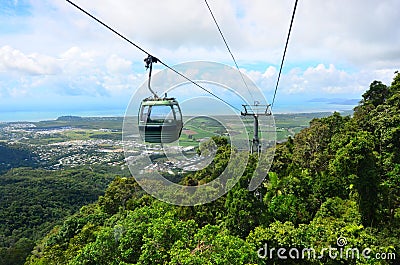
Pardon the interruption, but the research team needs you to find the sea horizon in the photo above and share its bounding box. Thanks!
[0,109,127,123]
[0,107,355,123]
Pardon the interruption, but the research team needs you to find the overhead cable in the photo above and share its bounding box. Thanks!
[204,0,255,104]
[66,0,242,112]
[271,0,299,108]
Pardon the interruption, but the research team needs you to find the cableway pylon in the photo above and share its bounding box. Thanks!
[241,103,271,155]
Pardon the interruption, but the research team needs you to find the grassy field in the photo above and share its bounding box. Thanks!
[33,116,123,130]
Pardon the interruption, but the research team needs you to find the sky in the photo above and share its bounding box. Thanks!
[0,0,399,121]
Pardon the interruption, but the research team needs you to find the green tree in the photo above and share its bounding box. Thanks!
[361,80,389,107]
[224,186,265,238]
[329,131,379,226]
[169,225,258,264]
[292,112,348,173]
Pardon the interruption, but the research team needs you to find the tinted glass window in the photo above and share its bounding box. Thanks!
[149,105,173,122]
[140,105,150,122]
[173,105,181,121]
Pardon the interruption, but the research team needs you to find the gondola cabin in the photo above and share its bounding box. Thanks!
[138,98,183,143]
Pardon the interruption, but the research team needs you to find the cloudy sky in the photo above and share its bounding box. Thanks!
[0,0,399,121]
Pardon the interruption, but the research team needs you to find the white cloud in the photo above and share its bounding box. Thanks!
[4,0,399,66]
[302,64,350,93]
[242,62,380,102]
[248,63,397,100]
[0,44,144,98]
[4,0,398,70]
[1,0,399,115]
[0,45,60,75]
[231,0,400,68]
[263,66,277,79]
[59,46,100,74]
[106,54,132,74]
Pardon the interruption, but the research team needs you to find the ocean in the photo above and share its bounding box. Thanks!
[0,109,126,122]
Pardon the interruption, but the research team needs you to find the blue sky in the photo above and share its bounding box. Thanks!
[0,0,399,121]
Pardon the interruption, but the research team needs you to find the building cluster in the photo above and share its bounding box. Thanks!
[1,122,207,173]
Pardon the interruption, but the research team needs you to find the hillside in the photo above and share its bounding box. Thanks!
[24,74,400,264]
[0,143,38,173]
[0,109,335,265]
[0,167,118,265]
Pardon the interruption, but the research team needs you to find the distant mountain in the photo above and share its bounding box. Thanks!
[56,116,83,121]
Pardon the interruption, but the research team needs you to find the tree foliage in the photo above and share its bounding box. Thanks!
[8,73,400,264]
[0,167,116,265]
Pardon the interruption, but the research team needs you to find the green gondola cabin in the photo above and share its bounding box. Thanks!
[138,97,183,143]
